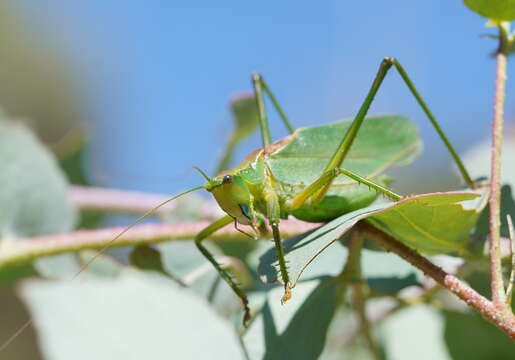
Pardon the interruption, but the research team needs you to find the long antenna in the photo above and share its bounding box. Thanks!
[73,185,210,278]
[0,184,210,352]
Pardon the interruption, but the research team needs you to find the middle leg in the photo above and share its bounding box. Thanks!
[287,167,402,212]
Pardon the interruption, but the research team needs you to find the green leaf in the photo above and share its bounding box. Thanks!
[0,118,77,281]
[58,131,89,185]
[231,94,260,141]
[243,277,342,360]
[59,136,105,229]
[33,255,81,279]
[269,116,420,186]
[34,251,122,279]
[473,184,515,242]
[381,305,451,360]
[366,190,487,254]
[160,241,208,277]
[0,262,37,287]
[508,38,515,56]
[258,238,420,295]
[129,245,168,276]
[0,119,77,240]
[464,0,515,20]
[259,191,486,287]
[444,310,515,359]
[463,269,515,311]
[159,242,243,318]
[317,305,374,360]
[19,270,244,359]
[361,250,421,295]
[366,273,417,295]
[257,236,348,285]
[215,94,260,174]
[463,134,515,188]
[78,251,123,277]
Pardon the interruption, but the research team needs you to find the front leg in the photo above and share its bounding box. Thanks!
[195,215,251,325]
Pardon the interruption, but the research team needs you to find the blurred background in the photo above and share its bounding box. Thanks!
[0,1,514,359]
[1,0,512,195]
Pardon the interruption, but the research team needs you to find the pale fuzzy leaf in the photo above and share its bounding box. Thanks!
[0,119,76,240]
[444,310,515,358]
[20,270,244,360]
[381,305,451,360]
[462,133,515,188]
[159,241,242,318]
[243,277,342,360]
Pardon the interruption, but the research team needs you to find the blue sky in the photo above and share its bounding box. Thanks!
[18,1,515,194]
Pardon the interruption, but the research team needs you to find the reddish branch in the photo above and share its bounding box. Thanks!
[0,220,320,271]
[68,185,221,219]
[2,171,514,341]
[488,23,510,308]
[360,222,515,340]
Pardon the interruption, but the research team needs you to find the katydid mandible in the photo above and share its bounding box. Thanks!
[76,57,476,326]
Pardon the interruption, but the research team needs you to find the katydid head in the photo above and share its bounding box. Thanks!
[207,172,253,225]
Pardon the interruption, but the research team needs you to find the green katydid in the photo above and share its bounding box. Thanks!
[189,57,474,324]
[65,57,477,326]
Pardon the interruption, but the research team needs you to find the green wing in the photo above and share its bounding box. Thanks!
[267,115,421,186]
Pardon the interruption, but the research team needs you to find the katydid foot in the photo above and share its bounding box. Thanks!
[280,282,293,304]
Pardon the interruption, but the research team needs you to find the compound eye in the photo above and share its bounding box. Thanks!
[222,174,233,184]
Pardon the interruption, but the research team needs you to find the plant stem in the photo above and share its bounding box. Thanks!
[68,185,221,219]
[339,284,441,346]
[489,22,511,308]
[0,220,320,271]
[360,222,515,340]
[342,231,382,360]
[506,215,515,305]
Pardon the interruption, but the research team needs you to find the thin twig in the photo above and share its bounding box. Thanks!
[339,284,441,347]
[506,215,515,305]
[341,231,382,360]
[0,220,320,271]
[360,222,515,340]
[68,185,221,219]
[488,22,510,308]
